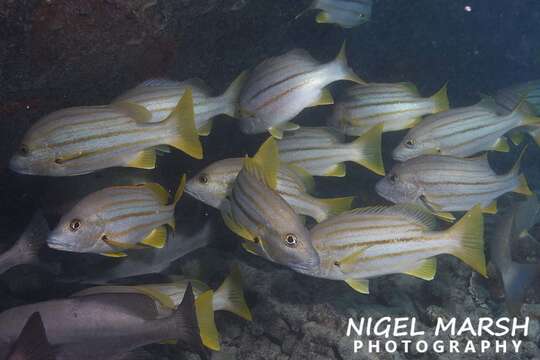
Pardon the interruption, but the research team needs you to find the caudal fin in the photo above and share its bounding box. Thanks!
[446,205,487,277]
[174,283,209,360]
[508,147,533,196]
[7,312,54,360]
[214,266,252,321]
[318,196,355,222]
[221,71,248,118]
[167,89,203,159]
[349,124,385,176]
[195,290,220,351]
[430,83,449,113]
[331,42,365,84]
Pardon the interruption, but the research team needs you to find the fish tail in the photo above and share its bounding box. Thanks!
[502,263,540,315]
[18,211,49,263]
[430,83,449,112]
[173,174,187,206]
[516,101,540,126]
[331,41,365,84]
[349,124,385,175]
[446,205,487,277]
[166,88,203,159]
[173,283,209,359]
[221,71,248,118]
[195,290,220,351]
[318,196,355,222]
[8,312,54,360]
[214,265,252,321]
[508,147,533,196]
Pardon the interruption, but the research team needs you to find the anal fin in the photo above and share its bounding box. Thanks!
[325,163,346,177]
[125,149,156,169]
[402,258,437,281]
[140,226,167,249]
[344,279,369,294]
[100,251,127,258]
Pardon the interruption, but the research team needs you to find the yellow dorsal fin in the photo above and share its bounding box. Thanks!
[195,290,220,351]
[493,137,510,152]
[325,163,346,177]
[125,149,156,170]
[309,88,334,107]
[114,102,153,123]
[144,183,169,205]
[244,137,279,190]
[166,88,203,159]
[482,200,498,214]
[403,258,437,281]
[100,251,127,258]
[140,226,167,249]
[344,279,369,294]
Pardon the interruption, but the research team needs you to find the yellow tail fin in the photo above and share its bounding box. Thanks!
[430,83,449,113]
[167,88,203,159]
[446,205,487,277]
[173,174,186,206]
[514,174,533,196]
[222,71,248,118]
[194,290,220,351]
[213,266,253,321]
[319,196,355,221]
[333,41,365,84]
[349,124,385,175]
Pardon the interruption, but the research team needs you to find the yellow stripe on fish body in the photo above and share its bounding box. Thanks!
[310,204,486,282]
[277,125,384,176]
[311,0,372,28]
[376,154,532,214]
[238,44,363,137]
[392,99,540,161]
[9,90,202,176]
[329,83,448,136]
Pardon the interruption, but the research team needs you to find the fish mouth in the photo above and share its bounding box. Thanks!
[46,236,70,251]
[184,186,201,201]
[392,148,407,162]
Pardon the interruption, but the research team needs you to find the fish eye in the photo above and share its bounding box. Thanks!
[405,139,415,148]
[55,158,64,164]
[101,234,109,241]
[19,144,29,156]
[389,174,399,183]
[284,233,298,248]
[69,219,82,232]
[198,174,208,184]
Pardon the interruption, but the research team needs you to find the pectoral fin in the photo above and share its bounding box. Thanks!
[222,210,255,241]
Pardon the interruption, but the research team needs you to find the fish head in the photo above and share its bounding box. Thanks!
[47,197,106,253]
[186,159,241,209]
[258,223,320,275]
[392,132,440,162]
[375,163,422,204]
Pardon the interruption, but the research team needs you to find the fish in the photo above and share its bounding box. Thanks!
[185,157,353,222]
[113,72,246,136]
[238,44,364,139]
[392,100,540,161]
[328,83,449,136]
[495,79,540,115]
[47,176,186,257]
[488,196,540,315]
[307,0,373,28]
[0,285,206,360]
[72,267,252,351]
[6,312,54,360]
[277,125,385,176]
[309,204,486,294]
[376,153,532,218]
[9,90,202,177]
[222,137,320,275]
[0,212,49,274]
[62,219,215,284]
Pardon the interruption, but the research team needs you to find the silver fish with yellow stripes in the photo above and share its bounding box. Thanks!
[392,100,540,161]
[495,79,540,115]
[47,176,186,257]
[277,125,384,177]
[238,44,364,139]
[305,0,372,28]
[113,72,246,136]
[328,82,449,136]
[73,267,251,351]
[309,205,486,294]
[9,90,202,177]
[222,138,320,274]
[186,157,353,222]
[376,154,532,217]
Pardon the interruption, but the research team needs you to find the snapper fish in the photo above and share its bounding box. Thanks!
[328,83,449,136]
[309,205,486,294]
[392,99,540,161]
[222,138,320,275]
[9,90,202,177]
[238,44,364,139]
[186,157,353,222]
[376,154,532,219]
[301,0,373,28]
[277,125,385,176]
[47,176,186,257]
[114,72,246,136]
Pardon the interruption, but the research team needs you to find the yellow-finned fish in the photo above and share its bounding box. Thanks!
[376,154,532,217]
[114,72,246,136]
[47,176,186,257]
[392,99,540,161]
[186,157,353,222]
[238,43,364,139]
[277,126,385,177]
[310,205,486,294]
[222,138,320,275]
[9,90,202,177]
[495,79,540,115]
[328,83,449,136]
[302,0,372,28]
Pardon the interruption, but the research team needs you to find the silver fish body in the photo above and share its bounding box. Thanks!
[328,83,448,136]
[311,0,372,28]
[238,46,362,137]
[376,154,529,212]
